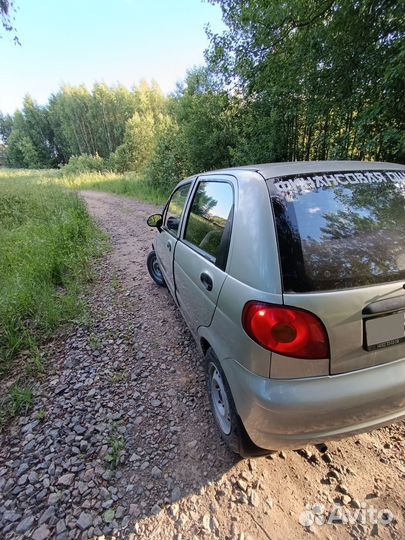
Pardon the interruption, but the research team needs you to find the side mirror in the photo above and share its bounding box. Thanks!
[147,213,163,232]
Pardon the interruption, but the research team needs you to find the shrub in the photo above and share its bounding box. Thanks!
[144,118,190,194]
[111,112,158,173]
[61,154,110,175]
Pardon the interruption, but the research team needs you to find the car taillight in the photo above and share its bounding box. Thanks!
[242,302,330,359]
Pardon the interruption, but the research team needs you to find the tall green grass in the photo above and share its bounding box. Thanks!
[61,171,168,205]
[0,166,167,375]
[0,169,103,376]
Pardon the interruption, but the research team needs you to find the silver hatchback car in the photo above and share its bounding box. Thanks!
[146,161,405,456]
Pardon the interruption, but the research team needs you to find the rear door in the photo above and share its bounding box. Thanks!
[174,176,235,334]
[268,168,405,374]
[154,182,191,297]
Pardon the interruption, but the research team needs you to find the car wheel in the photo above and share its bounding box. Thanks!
[205,347,270,458]
[147,250,166,287]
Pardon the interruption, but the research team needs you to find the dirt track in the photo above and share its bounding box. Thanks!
[0,190,404,540]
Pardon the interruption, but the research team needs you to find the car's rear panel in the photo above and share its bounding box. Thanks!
[284,283,405,374]
[222,354,405,449]
[267,165,405,376]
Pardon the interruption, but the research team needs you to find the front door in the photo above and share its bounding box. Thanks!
[174,177,235,334]
[154,182,191,296]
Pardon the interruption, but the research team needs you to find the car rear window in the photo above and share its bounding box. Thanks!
[268,170,405,292]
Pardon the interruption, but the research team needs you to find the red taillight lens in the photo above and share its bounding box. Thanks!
[242,302,330,359]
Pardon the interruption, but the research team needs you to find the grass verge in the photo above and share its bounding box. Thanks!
[0,169,104,377]
[61,171,168,205]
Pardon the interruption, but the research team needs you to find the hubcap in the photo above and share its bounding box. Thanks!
[209,363,231,435]
[152,257,163,280]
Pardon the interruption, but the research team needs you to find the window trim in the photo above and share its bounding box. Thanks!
[162,182,192,238]
[181,178,235,271]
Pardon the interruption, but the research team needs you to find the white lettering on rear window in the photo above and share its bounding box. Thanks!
[274,170,405,194]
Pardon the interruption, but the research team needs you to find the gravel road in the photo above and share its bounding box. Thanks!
[0,190,404,540]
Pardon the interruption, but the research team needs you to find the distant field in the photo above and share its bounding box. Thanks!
[0,169,103,376]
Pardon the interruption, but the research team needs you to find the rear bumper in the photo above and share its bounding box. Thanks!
[222,357,405,450]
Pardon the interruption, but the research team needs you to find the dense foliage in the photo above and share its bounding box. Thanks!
[207,0,405,164]
[1,0,403,193]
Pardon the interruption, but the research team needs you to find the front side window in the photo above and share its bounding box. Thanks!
[164,183,191,236]
[184,181,234,267]
[269,170,405,292]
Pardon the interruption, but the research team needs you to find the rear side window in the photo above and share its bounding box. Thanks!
[184,181,234,268]
[164,183,191,236]
[268,170,405,292]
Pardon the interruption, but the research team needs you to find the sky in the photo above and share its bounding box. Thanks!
[0,0,226,114]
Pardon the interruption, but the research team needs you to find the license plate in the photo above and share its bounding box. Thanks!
[364,311,405,351]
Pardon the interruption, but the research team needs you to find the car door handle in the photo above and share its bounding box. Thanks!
[200,272,213,291]
[166,241,172,252]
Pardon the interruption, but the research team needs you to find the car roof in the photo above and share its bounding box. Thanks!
[204,160,405,181]
[175,160,405,189]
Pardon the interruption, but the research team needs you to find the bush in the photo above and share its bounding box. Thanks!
[61,154,110,175]
[110,111,158,173]
[6,132,43,169]
[144,118,190,194]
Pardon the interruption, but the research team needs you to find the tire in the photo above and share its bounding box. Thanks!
[205,347,270,458]
[147,250,166,287]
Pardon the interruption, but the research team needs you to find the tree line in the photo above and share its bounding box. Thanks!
[1,0,403,193]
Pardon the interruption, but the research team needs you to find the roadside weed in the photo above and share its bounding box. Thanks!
[8,384,34,416]
[106,427,126,470]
